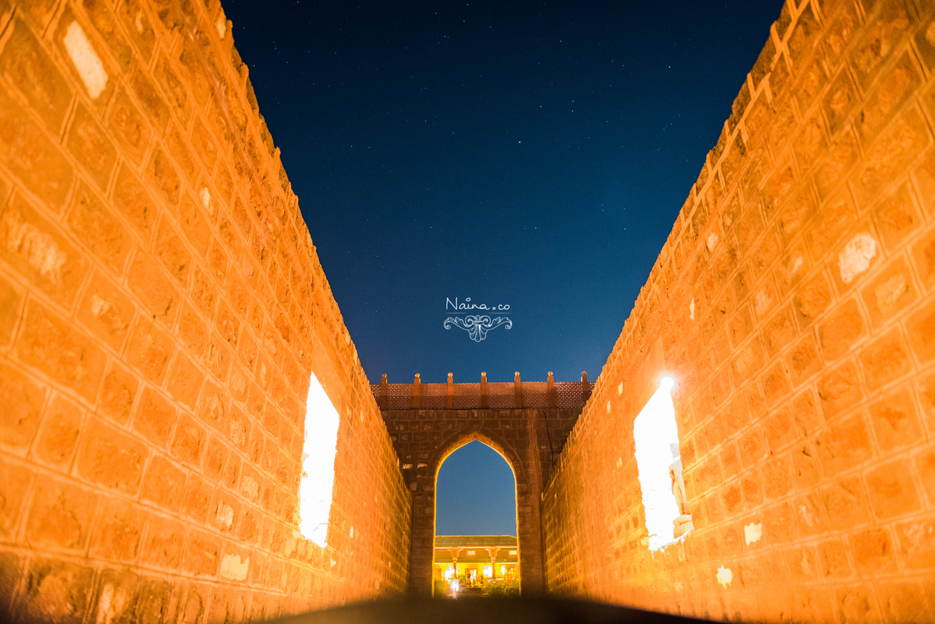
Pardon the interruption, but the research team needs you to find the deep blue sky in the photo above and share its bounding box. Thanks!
[436,441,515,535]
[223,0,783,535]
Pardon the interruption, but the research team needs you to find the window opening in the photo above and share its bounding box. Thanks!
[633,376,692,550]
[298,372,340,546]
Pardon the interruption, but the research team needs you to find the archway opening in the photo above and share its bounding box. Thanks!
[433,440,518,597]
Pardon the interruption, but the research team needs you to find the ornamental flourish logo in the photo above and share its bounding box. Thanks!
[443,298,512,342]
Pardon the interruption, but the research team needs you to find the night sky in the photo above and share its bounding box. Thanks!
[223,0,784,536]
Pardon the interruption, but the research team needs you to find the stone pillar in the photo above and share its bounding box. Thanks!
[547,371,556,407]
[519,408,546,595]
[446,372,454,408]
[487,547,500,578]
[480,372,488,408]
[514,371,523,408]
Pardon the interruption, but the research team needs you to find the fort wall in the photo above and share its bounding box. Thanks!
[0,0,410,621]
[542,0,935,621]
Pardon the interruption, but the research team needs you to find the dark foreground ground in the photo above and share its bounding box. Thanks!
[268,598,715,624]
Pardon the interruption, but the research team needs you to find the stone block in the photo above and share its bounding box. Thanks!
[849,527,896,574]
[90,498,146,562]
[128,61,170,132]
[821,477,871,528]
[817,298,865,361]
[792,273,832,331]
[141,453,186,514]
[816,359,863,418]
[125,319,175,385]
[132,386,177,447]
[67,184,131,275]
[65,103,117,191]
[817,538,852,578]
[148,148,181,207]
[14,300,106,402]
[738,426,767,469]
[834,584,881,624]
[791,389,822,438]
[76,418,147,494]
[166,349,203,411]
[814,129,858,199]
[761,362,792,407]
[741,472,762,511]
[0,456,33,538]
[906,301,935,364]
[113,165,159,240]
[871,183,923,253]
[0,193,90,309]
[876,580,935,624]
[763,501,795,545]
[817,412,873,476]
[181,473,212,524]
[182,529,220,578]
[75,269,134,352]
[16,558,95,624]
[785,334,821,387]
[25,476,99,551]
[31,393,82,468]
[106,87,152,167]
[868,389,922,453]
[895,518,935,570]
[791,443,821,490]
[864,458,922,520]
[127,250,180,327]
[171,414,205,468]
[179,191,212,257]
[98,361,138,425]
[140,514,186,572]
[154,218,191,285]
[0,19,73,133]
[792,493,826,536]
[858,327,913,391]
[761,453,793,500]
[852,107,932,209]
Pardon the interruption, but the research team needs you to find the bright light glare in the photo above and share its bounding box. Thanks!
[483,565,493,578]
[659,375,676,391]
[298,372,340,546]
[633,379,684,551]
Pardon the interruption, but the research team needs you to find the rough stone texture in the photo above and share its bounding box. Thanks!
[381,406,579,597]
[542,1,935,622]
[0,0,410,620]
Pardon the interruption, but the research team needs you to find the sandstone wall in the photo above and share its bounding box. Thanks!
[0,0,410,621]
[542,0,935,621]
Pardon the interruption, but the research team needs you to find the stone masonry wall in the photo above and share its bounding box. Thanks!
[0,0,410,622]
[542,0,935,621]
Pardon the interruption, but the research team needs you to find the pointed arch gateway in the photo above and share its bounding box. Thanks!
[426,430,538,595]
[380,404,582,596]
[433,435,519,591]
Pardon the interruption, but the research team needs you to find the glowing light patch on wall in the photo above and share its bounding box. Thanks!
[633,376,686,551]
[298,372,340,547]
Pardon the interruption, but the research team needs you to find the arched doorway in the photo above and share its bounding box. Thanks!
[433,439,518,596]
[380,404,583,596]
